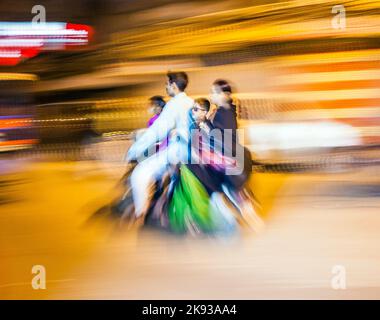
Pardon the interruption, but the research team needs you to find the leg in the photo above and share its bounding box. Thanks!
[130,145,180,217]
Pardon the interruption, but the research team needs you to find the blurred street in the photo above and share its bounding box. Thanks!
[1,0,380,301]
[1,160,379,299]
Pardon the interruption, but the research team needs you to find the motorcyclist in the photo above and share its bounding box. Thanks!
[126,72,194,220]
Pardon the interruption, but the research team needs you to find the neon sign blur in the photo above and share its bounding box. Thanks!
[0,22,94,66]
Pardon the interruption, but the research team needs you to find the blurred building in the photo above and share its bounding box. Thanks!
[0,0,379,165]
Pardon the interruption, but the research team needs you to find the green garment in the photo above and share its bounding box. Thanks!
[168,165,215,234]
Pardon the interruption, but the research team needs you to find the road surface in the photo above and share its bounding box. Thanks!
[1,160,379,299]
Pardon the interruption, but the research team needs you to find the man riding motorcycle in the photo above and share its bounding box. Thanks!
[126,72,194,221]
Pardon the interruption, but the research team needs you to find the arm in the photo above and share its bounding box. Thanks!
[127,100,176,160]
[212,108,237,131]
[211,108,238,156]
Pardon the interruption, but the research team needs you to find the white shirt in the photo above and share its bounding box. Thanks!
[127,92,194,160]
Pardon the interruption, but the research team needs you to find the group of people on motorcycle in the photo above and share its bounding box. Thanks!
[124,71,263,236]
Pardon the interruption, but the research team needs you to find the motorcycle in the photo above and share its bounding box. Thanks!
[107,160,264,235]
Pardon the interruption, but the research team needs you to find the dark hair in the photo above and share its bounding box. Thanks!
[213,79,232,94]
[194,98,210,112]
[167,71,189,91]
[149,95,166,109]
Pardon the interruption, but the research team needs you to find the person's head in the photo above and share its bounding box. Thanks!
[210,79,233,106]
[149,95,166,115]
[166,71,189,97]
[192,98,210,123]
